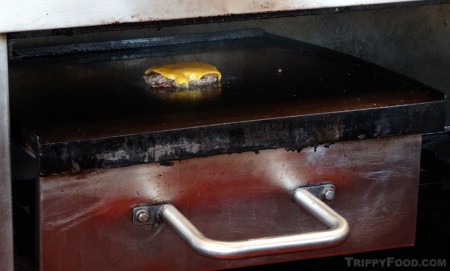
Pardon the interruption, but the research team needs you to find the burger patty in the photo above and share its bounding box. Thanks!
[143,72,220,89]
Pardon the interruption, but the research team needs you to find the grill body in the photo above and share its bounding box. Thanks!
[9,30,445,270]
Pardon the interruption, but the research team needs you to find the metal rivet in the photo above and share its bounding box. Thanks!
[322,187,335,201]
[136,209,150,223]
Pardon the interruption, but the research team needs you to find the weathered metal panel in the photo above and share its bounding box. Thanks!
[0,34,14,271]
[39,135,421,270]
[0,0,424,33]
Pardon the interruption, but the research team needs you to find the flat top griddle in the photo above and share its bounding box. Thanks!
[9,29,445,175]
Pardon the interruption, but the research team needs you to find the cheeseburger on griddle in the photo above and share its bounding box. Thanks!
[143,62,221,89]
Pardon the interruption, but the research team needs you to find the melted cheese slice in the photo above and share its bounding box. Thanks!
[144,62,222,85]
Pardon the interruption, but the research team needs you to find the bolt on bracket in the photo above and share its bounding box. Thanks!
[132,204,166,225]
[298,183,335,202]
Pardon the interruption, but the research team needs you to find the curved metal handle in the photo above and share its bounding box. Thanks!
[146,186,349,259]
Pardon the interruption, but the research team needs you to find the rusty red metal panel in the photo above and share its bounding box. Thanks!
[39,135,421,270]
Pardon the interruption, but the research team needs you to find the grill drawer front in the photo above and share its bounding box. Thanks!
[39,135,421,270]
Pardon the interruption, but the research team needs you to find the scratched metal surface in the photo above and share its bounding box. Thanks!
[0,35,13,271]
[0,0,426,33]
[39,135,421,270]
[9,30,445,175]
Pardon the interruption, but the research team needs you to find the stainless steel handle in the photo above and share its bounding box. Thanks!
[133,185,349,259]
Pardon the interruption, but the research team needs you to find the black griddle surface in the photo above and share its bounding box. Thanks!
[9,29,446,174]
